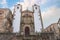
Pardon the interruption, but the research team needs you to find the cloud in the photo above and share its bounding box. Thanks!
[0,0,7,8]
[0,0,6,4]
[16,0,47,10]
[10,0,47,13]
[39,0,47,4]
[42,6,60,27]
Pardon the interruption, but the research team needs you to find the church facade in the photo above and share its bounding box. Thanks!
[0,4,57,40]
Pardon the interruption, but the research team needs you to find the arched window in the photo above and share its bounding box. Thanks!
[25,27,30,36]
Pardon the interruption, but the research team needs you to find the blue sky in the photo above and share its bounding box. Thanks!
[0,0,60,32]
[7,0,23,7]
[0,0,60,10]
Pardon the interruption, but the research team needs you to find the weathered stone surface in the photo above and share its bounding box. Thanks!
[0,33,16,40]
[0,8,13,33]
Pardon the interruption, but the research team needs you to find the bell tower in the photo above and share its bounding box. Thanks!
[20,9,35,36]
[13,4,22,32]
[33,4,44,32]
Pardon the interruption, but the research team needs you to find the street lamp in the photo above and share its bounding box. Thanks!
[57,18,60,39]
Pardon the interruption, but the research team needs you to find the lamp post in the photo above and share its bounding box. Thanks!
[58,18,60,39]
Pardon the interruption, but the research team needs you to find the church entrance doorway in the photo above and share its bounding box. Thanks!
[25,27,30,36]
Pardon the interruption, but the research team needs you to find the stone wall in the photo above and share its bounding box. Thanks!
[0,33,16,40]
[0,32,56,40]
[40,32,55,40]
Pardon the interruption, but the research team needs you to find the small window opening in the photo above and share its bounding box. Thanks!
[17,7,19,9]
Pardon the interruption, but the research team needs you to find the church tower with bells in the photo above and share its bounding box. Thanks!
[33,4,44,32]
[13,4,22,32]
[13,4,43,36]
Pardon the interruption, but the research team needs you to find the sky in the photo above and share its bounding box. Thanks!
[0,0,60,32]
